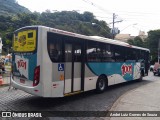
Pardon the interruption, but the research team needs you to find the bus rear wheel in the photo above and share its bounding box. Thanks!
[96,75,107,93]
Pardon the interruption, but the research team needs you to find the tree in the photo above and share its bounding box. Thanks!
[147,30,160,63]
[39,11,111,37]
[127,36,144,47]
[0,11,112,54]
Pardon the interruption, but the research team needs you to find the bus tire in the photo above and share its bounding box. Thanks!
[96,75,107,93]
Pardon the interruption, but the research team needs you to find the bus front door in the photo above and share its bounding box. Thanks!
[64,42,84,94]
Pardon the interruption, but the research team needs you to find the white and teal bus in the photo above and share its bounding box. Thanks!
[11,26,150,97]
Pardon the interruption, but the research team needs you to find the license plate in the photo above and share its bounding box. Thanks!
[20,79,25,84]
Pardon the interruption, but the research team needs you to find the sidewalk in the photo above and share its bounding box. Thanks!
[108,74,160,120]
[0,65,11,86]
[0,73,11,86]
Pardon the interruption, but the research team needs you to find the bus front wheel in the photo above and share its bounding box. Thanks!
[96,75,107,93]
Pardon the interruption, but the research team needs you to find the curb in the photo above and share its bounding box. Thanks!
[109,85,142,111]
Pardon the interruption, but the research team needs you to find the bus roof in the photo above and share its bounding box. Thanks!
[89,36,149,52]
[17,25,150,52]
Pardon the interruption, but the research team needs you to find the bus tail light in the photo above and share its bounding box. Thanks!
[33,66,40,86]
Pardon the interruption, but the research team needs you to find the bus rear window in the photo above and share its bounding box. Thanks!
[13,29,37,52]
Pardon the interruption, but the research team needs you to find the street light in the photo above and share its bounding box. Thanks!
[91,23,109,33]
[120,23,137,32]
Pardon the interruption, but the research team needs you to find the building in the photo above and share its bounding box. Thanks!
[138,31,148,40]
[114,34,131,42]
[115,31,147,42]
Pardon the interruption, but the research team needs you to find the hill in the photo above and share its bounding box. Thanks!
[0,0,31,16]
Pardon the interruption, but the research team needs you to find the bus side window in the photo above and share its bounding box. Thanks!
[101,44,114,62]
[74,45,81,62]
[65,44,72,62]
[87,41,101,62]
[49,44,59,61]
[125,48,137,62]
[47,32,62,62]
[114,45,125,62]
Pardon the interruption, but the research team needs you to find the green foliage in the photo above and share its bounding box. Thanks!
[128,30,160,64]
[147,30,160,63]
[1,0,159,63]
[0,10,111,54]
[0,0,30,16]
[0,1,113,54]
[38,11,111,37]
[127,36,144,47]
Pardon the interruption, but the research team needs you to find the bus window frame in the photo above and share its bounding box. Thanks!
[47,32,63,63]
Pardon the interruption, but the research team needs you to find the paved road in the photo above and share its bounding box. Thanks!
[0,72,157,120]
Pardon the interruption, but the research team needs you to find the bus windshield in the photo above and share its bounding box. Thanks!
[13,29,37,52]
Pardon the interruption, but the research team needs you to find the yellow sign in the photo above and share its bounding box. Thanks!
[13,29,36,52]
[60,74,64,81]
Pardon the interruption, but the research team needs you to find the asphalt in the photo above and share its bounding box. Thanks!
[108,72,160,120]
[1,70,160,120]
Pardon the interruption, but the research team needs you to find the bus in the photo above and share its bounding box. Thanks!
[11,26,150,97]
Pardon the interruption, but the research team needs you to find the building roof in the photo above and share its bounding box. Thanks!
[115,34,131,42]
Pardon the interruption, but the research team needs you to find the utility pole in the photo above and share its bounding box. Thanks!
[112,13,115,39]
[111,13,123,39]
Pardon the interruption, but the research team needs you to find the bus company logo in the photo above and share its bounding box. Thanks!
[121,64,132,76]
[18,35,26,46]
[15,55,28,78]
[17,60,26,70]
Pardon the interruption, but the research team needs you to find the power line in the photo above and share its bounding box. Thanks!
[82,0,160,25]
[81,0,123,37]
[125,11,160,15]
[95,16,112,19]
[81,0,113,15]
[79,0,160,35]
[82,0,160,16]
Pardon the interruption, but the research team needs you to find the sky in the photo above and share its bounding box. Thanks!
[17,0,160,36]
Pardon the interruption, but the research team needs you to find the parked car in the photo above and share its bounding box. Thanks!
[153,62,160,76]
[150,65,154,71]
